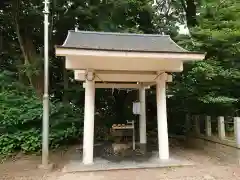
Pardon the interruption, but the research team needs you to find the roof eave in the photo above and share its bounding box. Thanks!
[56,45,205,56]
[55,46,205,62]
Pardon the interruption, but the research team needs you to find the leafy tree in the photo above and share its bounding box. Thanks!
[0,0,159,155]
[0,71,84,155]
[169,0,240,116]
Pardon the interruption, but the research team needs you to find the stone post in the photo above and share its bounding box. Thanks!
[194,115,200,135]
[205,116,212,137]
[185,114,191,135]
[218,116,225,140]
[234,117,240,148]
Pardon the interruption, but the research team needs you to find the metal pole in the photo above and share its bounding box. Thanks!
[42,0,50,167]
[132,120,135,150]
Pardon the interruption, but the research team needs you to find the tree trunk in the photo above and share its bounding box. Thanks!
[181,0,198,27]
[14,0,44,97]
[186,0,197,27]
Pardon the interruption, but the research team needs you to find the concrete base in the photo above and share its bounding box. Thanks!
[62,152,193,173]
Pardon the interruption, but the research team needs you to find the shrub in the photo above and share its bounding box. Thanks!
[0,71,84,156]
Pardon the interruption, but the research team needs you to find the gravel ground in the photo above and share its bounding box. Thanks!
[0,143,240,180]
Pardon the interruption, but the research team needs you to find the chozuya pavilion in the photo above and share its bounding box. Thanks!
[55,30,205,165]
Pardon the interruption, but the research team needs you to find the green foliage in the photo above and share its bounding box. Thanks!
[0,0,160,156]
[169,0,240,116]
[0,71,84,156]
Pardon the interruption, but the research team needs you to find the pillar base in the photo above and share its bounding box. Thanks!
[138,143,147,154]
[83,162,94,166]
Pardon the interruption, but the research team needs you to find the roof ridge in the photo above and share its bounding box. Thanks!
[68,30,170,37]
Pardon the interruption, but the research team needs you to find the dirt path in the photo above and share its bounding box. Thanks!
[55,166,240,180]
[0,146,240,180]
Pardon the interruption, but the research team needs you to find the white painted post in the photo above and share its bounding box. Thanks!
[139,85,147,145]
[82,77,95,165]
[132,121,136,150]
[218,116,225,140]
[205,116,212,137]
[156,73,169,160]
[234,117,240,148]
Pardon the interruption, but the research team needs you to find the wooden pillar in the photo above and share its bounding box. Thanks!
[83,73,95,165]
[139,85,147,145]
[156,73,169,160]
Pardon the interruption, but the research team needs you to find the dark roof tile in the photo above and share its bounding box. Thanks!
[61,30,188,53]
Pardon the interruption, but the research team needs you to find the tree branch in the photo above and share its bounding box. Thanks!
[186,0,197,27]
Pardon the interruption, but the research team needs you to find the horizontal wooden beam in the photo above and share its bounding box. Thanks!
[66,56,184,72]
[142,82,156,87]
[142,74,172,87]
[75,71,159,82]
[75,70,157,75]
[75,70,173,84]
[83,83,150,89]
